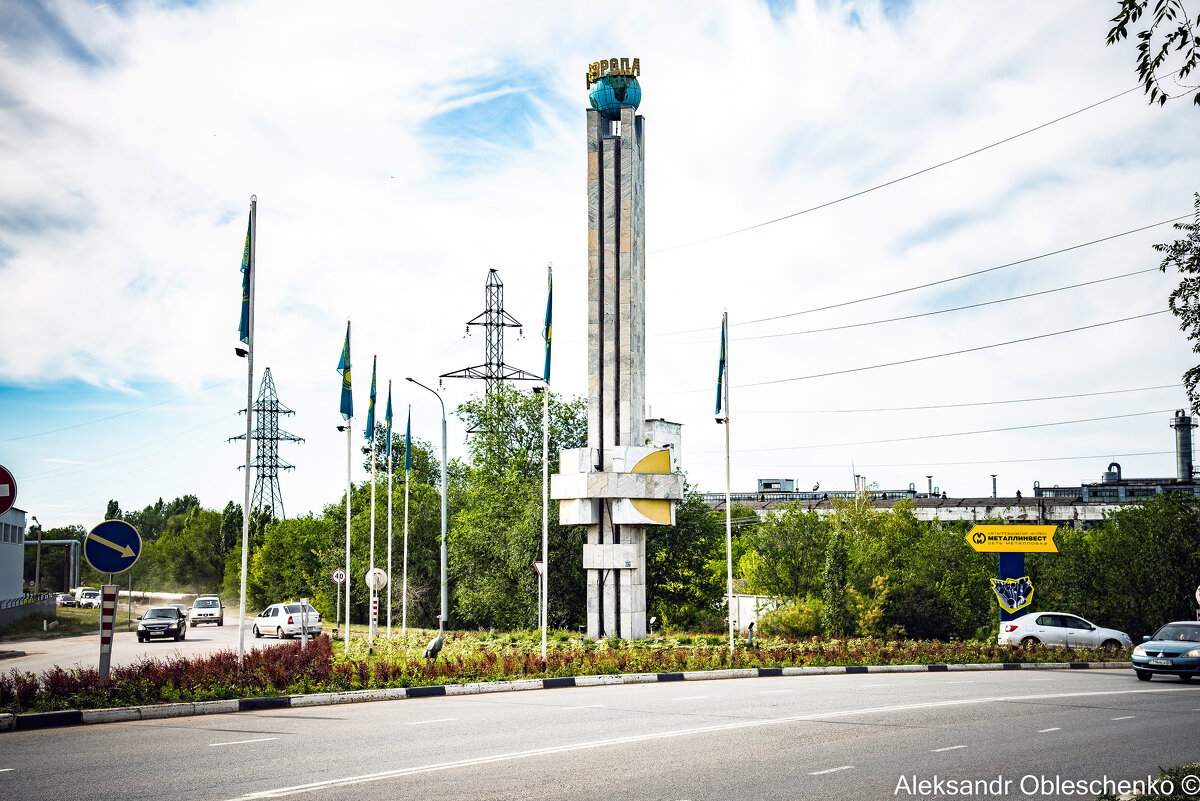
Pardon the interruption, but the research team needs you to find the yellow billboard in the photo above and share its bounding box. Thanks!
[966,524,1057,553]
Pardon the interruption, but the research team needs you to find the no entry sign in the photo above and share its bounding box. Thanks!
[0,465,16,516]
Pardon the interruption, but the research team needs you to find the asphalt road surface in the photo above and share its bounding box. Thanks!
[4,667,1199,801]
[1,615,299,675]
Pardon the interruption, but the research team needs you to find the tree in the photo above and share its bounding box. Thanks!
[1107,1,1200,107]
[646,487,725,630]
[821,530,853,637]
[455,385,587,481]
[738,502,829,602]
[363,422,441,487]
[1157,194,1200,412]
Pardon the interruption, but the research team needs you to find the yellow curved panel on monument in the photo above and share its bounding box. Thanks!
[631,499,672,525]
[631,449,670,475]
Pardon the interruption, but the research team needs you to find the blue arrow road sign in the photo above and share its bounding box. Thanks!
[85,520,142,574]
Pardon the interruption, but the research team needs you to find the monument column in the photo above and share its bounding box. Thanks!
[553,58,682,641]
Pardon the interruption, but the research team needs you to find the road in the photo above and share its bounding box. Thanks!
[4,667,1198,800]
[1,615,296,675]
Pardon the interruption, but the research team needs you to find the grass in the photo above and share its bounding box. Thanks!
[0,607,138,642]
[0,628,1132,715]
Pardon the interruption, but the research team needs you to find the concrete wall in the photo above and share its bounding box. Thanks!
[0,507,27,601]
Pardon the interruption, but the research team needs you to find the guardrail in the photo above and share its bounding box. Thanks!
[0,592,55,610]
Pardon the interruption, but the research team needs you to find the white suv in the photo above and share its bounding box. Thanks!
[252,602,321,639]
[189,596,224,626]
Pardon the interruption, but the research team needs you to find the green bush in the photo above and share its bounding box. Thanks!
[758,594,825,637]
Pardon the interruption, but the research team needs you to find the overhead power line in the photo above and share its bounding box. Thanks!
[687,450,1174,470]
[0,379,235,443]
[736,268,1157,340]
[656,214,1188,337]
[735,384,1180,415]
[737,310,1168,390]
[653,86,1140,255]
[724,409,1176,453]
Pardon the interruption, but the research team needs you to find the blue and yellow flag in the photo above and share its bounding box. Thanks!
[405,405,412,472]
[365,355,377,439]
[385,383,393,462]
[238,211,251,345]
[337,321,352,420]
[542,264,552,384]
[715,312,727,420]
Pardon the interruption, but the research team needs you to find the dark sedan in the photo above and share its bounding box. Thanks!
[1131,621,1200,681]
[136,606,187,642]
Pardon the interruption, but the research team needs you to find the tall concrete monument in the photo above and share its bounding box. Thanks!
[551,58,684,640]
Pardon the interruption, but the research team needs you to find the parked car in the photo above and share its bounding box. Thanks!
[77,589,102,609]
[1132,621,1200,681]
[252,602,322,639]
[998,612,1130,650]
[189,596,224,626]
[136,606,187,642]
[55,592,77,607]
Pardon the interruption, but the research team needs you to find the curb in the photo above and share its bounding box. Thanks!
[0,660,1128,733]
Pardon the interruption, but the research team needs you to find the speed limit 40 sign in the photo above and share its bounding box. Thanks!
[332,568,347,584]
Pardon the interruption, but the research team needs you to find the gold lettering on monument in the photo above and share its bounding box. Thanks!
[585,57,641,88]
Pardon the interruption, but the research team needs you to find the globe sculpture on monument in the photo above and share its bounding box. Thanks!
[552,57,684,641]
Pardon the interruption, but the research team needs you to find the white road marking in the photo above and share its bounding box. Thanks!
[1038,727,1061,732]
[0,768,13,772]
[210,737,279,747]
[1112,715,1135,720]
[232,686,1199,800]
[672,695,708,700]
[931,745,967,752]
[760,689,793,694]
[809,766,854,775]
[406,718,456,725]
[562,704,604,710]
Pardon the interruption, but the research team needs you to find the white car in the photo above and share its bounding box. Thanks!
[189,596,224,626]
[998,612,1131,650]
[78,589,101,609]
[252,602,322,639]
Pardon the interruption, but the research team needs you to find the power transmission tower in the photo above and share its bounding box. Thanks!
[229,367,304,519]
[441,268,541,394]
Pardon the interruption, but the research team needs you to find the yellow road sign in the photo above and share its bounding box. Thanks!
[966,524,1057,553]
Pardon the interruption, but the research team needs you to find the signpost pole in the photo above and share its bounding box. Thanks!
[237,195,256,670]
[98,584,119,679]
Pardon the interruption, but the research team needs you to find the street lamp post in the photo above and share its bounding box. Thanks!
[406,377,448,632]
[31,516,41,595]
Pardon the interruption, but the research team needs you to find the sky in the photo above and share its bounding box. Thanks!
[2,0,1198,530]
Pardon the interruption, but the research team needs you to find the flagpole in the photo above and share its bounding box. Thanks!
[386,381,394,640]
[345,416,352,649]
[722,311,734,656]
[369,360,377,641]
[237,195,256,670]
[402,405,410,640]
[541,382,549,660]
[541,262,552,661]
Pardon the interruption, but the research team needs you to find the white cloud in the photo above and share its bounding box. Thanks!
[1,0,1196,528]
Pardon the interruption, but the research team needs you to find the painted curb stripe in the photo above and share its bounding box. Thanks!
[15,710,82,730]
[239,697,291,712]
[2,661,1131,732]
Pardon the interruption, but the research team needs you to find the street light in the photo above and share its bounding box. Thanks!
[31,516,41,595]
[406,377,448,634]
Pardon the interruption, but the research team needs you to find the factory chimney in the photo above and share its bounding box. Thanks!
[1171,409,1196,482]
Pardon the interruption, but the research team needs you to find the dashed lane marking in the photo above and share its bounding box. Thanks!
[809,766,854,775]
[931,745,967,752]
[406,718,456,725]
[211,738,280,747]
[1038,727,1061,732]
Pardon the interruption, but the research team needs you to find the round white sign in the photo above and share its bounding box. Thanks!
[365,567,388,591]
[332,568,347,584]
[1195,584,1200,606]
